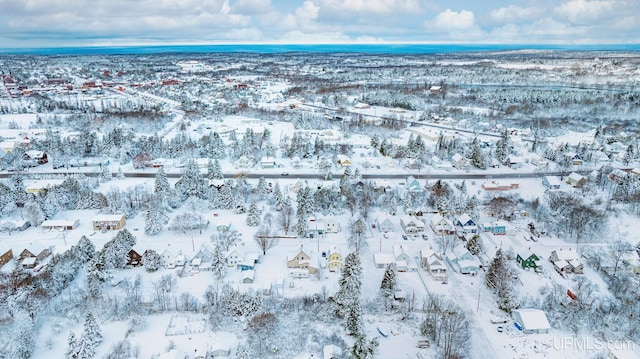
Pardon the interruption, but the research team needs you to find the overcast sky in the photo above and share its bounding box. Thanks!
[0,0,638,48]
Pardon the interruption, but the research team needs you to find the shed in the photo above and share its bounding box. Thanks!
[512,309,551,334]
[92,214,126,231]
[41,219,80,231]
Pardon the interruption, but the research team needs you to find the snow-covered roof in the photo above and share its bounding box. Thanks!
[513,309,551,331]
[91,214,125,221]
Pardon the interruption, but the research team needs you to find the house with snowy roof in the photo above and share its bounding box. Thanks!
[404,175,423,194]
[225,244,245,267]
[516,249,540,270]
[566,172,587,187]
[400,214,424,235]
[455,213,477,234]
[421,247,447,280]
[376,214,395,233]
[550,248,583,274]
[287,246,317,275]
[446,245,480,275]
[512,309,551,334]
[429,214,455,235]
[451,153,467,169]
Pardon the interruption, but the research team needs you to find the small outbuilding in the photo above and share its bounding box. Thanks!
[512,309,551,334]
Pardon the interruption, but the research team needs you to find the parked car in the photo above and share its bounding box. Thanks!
[402,235,408,241]
[416,340,431,349]
[281,172,289,176]
[422,234,428,240]
[497,326,504,333]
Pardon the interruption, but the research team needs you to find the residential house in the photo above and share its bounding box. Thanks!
[225,244,245,267]
[550,249,583,274]
[429,215,455,235]
[92,214,126,231]
[429,85,442,94]
[507,156,524,169]
[0,140,17,153]
[19,246,52,269]
[517,249,540,270]
[161,250,179,269]
[483,221,507,235]
[481,181,519,191]
[287,246,317,274]
[23,150,48,165]
[404,175,423,194]
[393,244,412,272]
[400,215,425,235]
[0,249,13,268]
[420,247,447,280]
[41,219,80,231]
[25,179,65,194]
[376,214,395,233]
[451,153,466,169]
[336,155,352,167]
[190,243,215,270]
[260,156,275,168]
[324,219,341,233]
[325,247,342,272]
[512,309,551,334]
[373,253,394,269]
[455,213,478,234]
[446,245,480,275]
[236,155,252,168]
[542,176,562,189]
[566,172,587,187]
[127,247,144,267]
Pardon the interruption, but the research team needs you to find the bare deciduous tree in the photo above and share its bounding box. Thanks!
[275,204,294,235]
[254,226,279,255]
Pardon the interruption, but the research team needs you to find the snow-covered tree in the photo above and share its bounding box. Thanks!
[116,166,125,180]
[275,204,294,235]
[65,332,79,359]
[142,249,161,272]
[175,159,206,200]
[24,201,45,227]
[466,235,483,256]
[246,201,261,227]
[76,312,102,358]
[485,248,518,313]
[349,333,378,359]
[154,167,171,195]
[334,252,362,318]
[211,245,227,279]
[379,262,398,310]
[100,164,112,182]
[254,225,278,255]
[145,195,167,235]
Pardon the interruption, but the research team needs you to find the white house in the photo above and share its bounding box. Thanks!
[225,244,245,267]
[451,153,466,169]
[393,245,411,263]
[420,247,447,280]
[429,215,455,235]
[376,214,395,233]
[373,253,394,269]
[324,219,341,233]
[260,156,276,168]
[400,215,425,235]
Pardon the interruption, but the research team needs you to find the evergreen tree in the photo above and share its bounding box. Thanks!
[175,159,206,200]
[246,201,261,227]
[211,245,227,279]
[145,195,167,235]
[466,235,483,255]
[334,252,362,318]
[470,138,487,169]
[210,159,223,180]
[100,164,112,182]
[256,177,268,200]
[65,332,79,359]
[272,182,285,211]
[154,167,171,195]
[485,248,517,313]
[76,312,102,358]
[116,166,125,180]
[380,262,398,310]
[349,334,378,359]
[346,300,364,336]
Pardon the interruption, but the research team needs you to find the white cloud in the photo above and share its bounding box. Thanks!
[429,9,476,31]
[554,0,620,25]
[319,0,421,14]
[489,5,545,23]
[282,1,320,31]
[231,0,273,15]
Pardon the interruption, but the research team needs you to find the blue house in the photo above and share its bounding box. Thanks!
[455,213,477,234]
[483,221,507,235]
